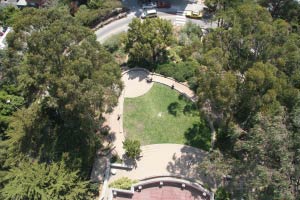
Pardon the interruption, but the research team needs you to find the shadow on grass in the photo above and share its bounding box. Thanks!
[168,102,181,116]
[168,100,198,117]
[184,122,211,151]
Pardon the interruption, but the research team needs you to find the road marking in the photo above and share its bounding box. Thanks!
[174,11,186,25]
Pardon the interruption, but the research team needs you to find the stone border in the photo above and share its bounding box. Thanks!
[92,8,130,31]
[98,159,111,200]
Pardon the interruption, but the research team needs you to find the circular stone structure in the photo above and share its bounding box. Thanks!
[122,69,153,98]
[111,178,212,200]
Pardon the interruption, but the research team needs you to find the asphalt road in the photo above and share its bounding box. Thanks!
[95,4,217,43]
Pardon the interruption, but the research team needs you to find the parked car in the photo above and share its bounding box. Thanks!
[26,2,39,8]
[141,9,158,19]
[185,11,203,19]
[157,1,171,8]
[142,2,157,9]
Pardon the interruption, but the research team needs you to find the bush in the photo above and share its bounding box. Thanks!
[215,187,231,200]
[156,61,198,82]
[103,32,127,53]
[110,154,122,163]
[123,139,142,159]
[88,182,100,197]
[179,21,203,46]
[75,5,127,28]
[109,177,138,190]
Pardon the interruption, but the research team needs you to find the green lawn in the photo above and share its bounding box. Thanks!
[124,83,211,151]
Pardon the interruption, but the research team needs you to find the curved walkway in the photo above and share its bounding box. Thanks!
[107,68,197,155]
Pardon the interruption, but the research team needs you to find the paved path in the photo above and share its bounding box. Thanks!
[104,68,197,156]
[151,73,197,102]
[110,144,209,185]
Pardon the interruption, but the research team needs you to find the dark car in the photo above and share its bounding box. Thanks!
[157,1,171,8]
[26,2,39,8]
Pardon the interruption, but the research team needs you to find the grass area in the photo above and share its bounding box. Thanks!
[124,83,211,151]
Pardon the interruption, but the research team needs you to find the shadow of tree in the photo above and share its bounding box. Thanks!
[126,70,149,82]
[184,122,211,151]
[183,102,198,116]
[165,145,215,190]
[122,154,138,169]
[167,102,181,116]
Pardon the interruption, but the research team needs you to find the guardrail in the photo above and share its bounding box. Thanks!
[109,176,214,200]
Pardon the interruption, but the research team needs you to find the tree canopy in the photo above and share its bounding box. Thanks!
[1,161,90,200]
[0,8,122,199]
[125,18,174,69]
[195,2,300,199]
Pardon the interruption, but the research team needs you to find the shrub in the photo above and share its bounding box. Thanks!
[103,32,127,53]
[123,139,142,159]
[110,154,122,163]
[109,177,138,190]
[215,187,231,200]
[156,61,198,82]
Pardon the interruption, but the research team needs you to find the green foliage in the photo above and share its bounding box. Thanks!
[109,177,138,190]
[123,139,141,159]
[1,160,91,200]
[75,5,101,26]
[0,6,19,26]
[0,89,24,139]
[156,61,198,82]
[87,0,121,10]
[258,0,300,23]
[0,7,122,190]
[125,18,174,69]
[195,2,300,199]
[179,21,203,45]
[75,1,122,27]
[215,187,231,200]
[110,154,122,163]
[103,32,127,53]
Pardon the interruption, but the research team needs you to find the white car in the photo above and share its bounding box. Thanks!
[141,9,157,19]
[142,2,157,9]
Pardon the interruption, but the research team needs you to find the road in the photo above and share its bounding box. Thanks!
[95,6,217,43]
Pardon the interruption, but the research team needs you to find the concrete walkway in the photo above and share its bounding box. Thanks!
[103,68,198,156]
[109,144,209,185]
[151,73,198,102]
[106,68,197,156]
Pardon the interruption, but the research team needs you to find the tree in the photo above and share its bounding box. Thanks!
[258,0,300,23]
[1,8,122,175]
[1,160,91,200]
[232,110,294,199]
[0,88,24,140]
[215,187,231,200]
[125,18,174,69]
[0,6,19,27]
[195,2,300,199]
[123,139,142,159]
